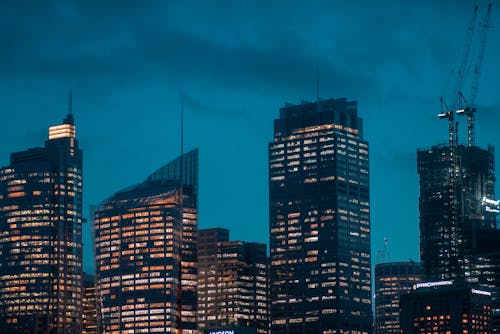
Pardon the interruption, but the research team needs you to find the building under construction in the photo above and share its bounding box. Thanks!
[417,143,500,331]
[417,144,496,281]
[416,3,500,330]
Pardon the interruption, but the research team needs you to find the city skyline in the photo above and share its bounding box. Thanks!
[1,1,500,274]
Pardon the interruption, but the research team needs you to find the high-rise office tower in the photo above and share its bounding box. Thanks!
[374,261,421,334]
[0,110,83,333]
[417,145,496,281]
[268,98,371,334]
[400,281,492,333]
[198,228,230,329]
[83,274,99,334]
[197,228,269,333]
[93,149,198,333]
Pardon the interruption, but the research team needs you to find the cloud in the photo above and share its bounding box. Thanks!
[182,92,262,127]
[0,1,400,103]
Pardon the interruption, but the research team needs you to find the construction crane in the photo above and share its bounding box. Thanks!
[457,3,492,147]
[438,98,461,261]
[438,98,458,150]
[453,6,478,104]
[438,4,477,150]
[436,5,486,248]
[438,98,460,218]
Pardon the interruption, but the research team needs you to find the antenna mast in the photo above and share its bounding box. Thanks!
[376,238,389,263]
[181,93,184,165]
[68,89,73,115]
[316,65,320,101]
[176,92,185,331]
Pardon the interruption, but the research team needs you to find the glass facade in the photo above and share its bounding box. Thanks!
[198,228,230,331]
[0,113,83,333]
[374,261,421,334]
[197,228,269,333]
[417,145,496,281]
[268,98,371,334]
[94,149,198,334]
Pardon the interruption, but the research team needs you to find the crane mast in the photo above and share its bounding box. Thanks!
[438,98,458,183]
[438,98,460,269]
[435,4,496,283]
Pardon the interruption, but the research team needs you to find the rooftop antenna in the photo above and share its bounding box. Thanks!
[181,92,184,165]
[68,89,73,115]
[316,65,320,101]
[376,237,389,263]
[177,91,184,331]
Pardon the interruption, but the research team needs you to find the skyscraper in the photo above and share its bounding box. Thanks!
[198,228,230,330]
[374,261,421,334]
[268,98,371,334]
[417,144,496,281]
[197,228,269,333]
[93,149,198,334]
[0,110,83,333]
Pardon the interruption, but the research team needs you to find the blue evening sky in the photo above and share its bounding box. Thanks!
[0,1,499,274]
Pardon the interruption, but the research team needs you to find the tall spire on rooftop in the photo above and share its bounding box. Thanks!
[316,65,320,101]
[64,89,75,125]
[69,89,73,115]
